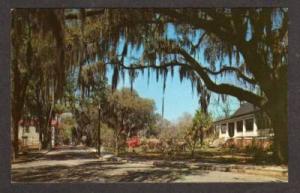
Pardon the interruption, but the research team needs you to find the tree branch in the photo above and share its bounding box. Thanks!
[110,47,264,106]
[158,9,241,49]
[162,46,266,106]
[203,65,257,84]
[192,32,206,50]
[158,9,273,88]
[120,61,187,70]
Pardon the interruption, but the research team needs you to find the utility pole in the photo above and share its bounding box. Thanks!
[98,104,101,157]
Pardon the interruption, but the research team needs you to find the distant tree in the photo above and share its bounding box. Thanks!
[104,88,156,155]
[174,112,194,139]
[100,123,115,149]
[152,114,172,137]
[221,100,232,118]
[185,110,212,157]
[57,115,77,144]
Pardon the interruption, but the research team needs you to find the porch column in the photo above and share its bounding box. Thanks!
[234,121,237,137]
[242,119,246,137]
[253,117,258,136]
[226,122,229,139]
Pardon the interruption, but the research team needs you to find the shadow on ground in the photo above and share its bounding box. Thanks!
[11,146,286,183]
[12,160,204,183]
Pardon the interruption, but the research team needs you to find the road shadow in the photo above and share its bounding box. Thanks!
[116,169,194,182]
[12,159,207,183]
[12,161,121,183]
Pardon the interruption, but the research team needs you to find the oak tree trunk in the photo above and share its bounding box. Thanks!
[272,116,288,163]
[264,73,287,163]
[266,99,288,163]
[13,118,20,158]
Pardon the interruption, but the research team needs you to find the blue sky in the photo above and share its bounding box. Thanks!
[107,68,240,122]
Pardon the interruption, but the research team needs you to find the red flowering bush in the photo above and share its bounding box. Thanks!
[127,136,141,148]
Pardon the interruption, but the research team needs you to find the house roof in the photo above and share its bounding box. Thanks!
[231,102,259,117]
[214,102,260,123]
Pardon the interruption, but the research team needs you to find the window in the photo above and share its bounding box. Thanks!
[228,122,235,137]
[237,120,243,132]
[255,112,271,130]
[245,118,254,132]
[25,126,30,133]
[221,124,227,134]
[22,136,28,146]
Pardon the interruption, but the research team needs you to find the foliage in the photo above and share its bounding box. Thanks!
[57,114,77,144]
[100,123,115,149]
[192,110,213,131]
[184,109,213,157]
[158,112,193,141]
[152,114,172,138]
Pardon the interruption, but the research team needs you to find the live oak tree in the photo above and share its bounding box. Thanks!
[11,9,101,155]
[71,63,108,146]
[11,9,33,158]
[11,9,69,157]
[11,9,123,154]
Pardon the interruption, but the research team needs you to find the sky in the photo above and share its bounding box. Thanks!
[105,24,243,122]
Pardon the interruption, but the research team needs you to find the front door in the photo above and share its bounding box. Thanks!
[228,122,235,138]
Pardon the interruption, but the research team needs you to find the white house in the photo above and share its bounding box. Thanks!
[214,102,273,141]
[18,115,62,151]
[18,122,41,150]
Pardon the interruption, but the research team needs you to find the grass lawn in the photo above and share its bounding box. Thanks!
[119,146,279,166]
